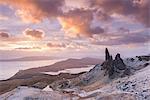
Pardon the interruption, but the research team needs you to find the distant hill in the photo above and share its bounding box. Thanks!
[0,56,60,62]
[24,57,103,72]
[10,57,103,79]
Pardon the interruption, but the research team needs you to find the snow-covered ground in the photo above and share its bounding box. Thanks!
[124,57,149,70]
[68,58,150,99]
[0,86,71,100]
[42,65,95,75]
[59,64,150,99]
[0,87,41,100]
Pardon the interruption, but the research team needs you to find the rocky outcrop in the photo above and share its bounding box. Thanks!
[136,56,150,61]
[101,48,131,79]
[105,48,110,60]
[50,48,132,90]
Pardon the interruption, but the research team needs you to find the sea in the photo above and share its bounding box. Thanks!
[0,59,64,80]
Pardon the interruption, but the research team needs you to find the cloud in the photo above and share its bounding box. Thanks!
[15,47,41,50]
[0,0,149,46]
[118,27,130,33]
[92,30,150,45]
[46,41,89,52]
[47,42,66,48]
[59,8,105,37]
[0,32,9,38]
[0,0,149,27]
[23,28,45,39]
[89,0,150,27]
[0,0,65,23]
[0,14,8,20]
[0,0,106,37]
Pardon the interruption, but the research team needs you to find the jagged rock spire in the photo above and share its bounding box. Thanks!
[105,48,110,60]
[102,48,130,79]
[114,53,126,70]
[115,53,121,60]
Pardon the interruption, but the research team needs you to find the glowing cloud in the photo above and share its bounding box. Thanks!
[59,8,104,38]
[0,0,65,23]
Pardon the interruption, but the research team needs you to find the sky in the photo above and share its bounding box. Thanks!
[0,0,149,59]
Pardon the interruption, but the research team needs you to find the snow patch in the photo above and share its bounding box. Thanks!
[43,85,53,91]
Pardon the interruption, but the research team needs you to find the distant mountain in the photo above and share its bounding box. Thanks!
[10,57,103,79]
[25,57,103,71]
[0,56,60,62]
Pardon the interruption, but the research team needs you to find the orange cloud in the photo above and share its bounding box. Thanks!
[23,28,45,39]
[0,0,65,23]
[59,8,104,38]
[0,0,148,27]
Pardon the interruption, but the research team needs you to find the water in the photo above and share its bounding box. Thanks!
[42,65,95,75]
[0,59,63,80]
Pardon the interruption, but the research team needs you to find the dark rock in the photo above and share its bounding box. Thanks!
[50,79,71,90]
[123,68,131,76]
[110,55,113,60]
[144,63,149,67]
[114,53,126,70]
[31,82,48,89]
[115,53,121,60]
[105,48,110,60]
[101,48,130,79]
[130,58,134,62]
[137,56,142,61]
[137,56,150,61]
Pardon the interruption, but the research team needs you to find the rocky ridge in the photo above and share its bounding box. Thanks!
[50,48,133,90]
[47,48,150,100]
